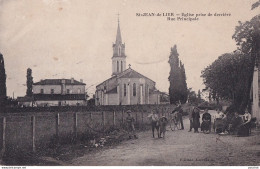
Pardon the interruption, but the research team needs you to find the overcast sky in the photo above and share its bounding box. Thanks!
[0,0,258,98]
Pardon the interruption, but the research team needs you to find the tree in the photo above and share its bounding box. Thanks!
[251,0,260,10]
[180,61,188,103]
[168,45,182,104]
[26,68,33,97]
[201,52,252,112]
[232,13,260,110]
[197,90,201,101]
[168,45,188,104]
[0,53,7,110]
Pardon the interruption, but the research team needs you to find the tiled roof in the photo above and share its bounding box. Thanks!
[33,79,86,85]
[106,87,117,94]
[17,96,33,102]
[118,68,155,83]
[33,94,86,101]
[96,68,155,88]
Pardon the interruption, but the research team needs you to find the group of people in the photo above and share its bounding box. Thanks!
[188,105,253,136]
[125,104,254,139]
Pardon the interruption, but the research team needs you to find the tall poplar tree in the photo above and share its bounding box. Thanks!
[168,45,182,104]
[180,61,188,103]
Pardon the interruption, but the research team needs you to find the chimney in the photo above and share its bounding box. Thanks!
[80,79,83,83]
[71,78,74,84]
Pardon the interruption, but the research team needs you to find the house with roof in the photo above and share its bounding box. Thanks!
[18,78,86,107]
[95,19,160,105]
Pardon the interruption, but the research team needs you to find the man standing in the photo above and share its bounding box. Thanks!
[177,105,184,130]
[188,105,194,132]
[126,110,137,139]
[148,109,160,138]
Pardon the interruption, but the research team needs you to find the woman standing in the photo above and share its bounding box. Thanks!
[192,107,200,133]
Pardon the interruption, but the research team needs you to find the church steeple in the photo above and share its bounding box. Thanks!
[112,14,126,76]
[115,19,122,45]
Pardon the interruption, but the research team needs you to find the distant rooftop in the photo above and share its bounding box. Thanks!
[33,79,86,86]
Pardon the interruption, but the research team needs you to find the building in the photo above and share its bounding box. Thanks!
[95,19,160,105]
[20,78,87,107]
[251,62,260,124]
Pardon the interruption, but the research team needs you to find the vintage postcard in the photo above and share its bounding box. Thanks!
[0,0,259,167]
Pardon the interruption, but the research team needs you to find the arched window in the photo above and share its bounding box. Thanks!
[117,61,119,72]
[121,61,123,72]
[133,83,136,96]
[124,84,126,96]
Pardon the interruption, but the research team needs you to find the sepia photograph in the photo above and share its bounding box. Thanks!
[0,0,259,167]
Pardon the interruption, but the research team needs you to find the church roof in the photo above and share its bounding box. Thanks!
[106,87,117,94]
[118,68,155,83]
[96,67,155,88]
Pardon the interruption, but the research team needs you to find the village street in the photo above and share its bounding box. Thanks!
[69,110,260,166]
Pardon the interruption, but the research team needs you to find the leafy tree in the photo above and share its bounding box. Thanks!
[168,45,188,104]
[0,53,7,110]
[232,14,260,110]
[197,90,201,101]
[201,52,252,112]
[251,0,260,10]
[26,68,33,97]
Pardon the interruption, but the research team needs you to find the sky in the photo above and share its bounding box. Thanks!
[0,0,258,98]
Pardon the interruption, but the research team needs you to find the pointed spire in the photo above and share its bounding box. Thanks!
[115,13,122,45]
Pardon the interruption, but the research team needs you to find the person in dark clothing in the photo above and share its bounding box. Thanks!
[230,112,243,135]
[237,110,252,136]
[126,110,137,139]
[201,109,211,133]
[172,103,184,130]
[192,107,200,133]
[188,106,194,132]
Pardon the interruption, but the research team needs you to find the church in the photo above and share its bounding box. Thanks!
[95,19,161,105]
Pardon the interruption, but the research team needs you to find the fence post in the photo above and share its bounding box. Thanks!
[90,112,92,120]
[135,112,138,124]
[113,111,116,126]
[31,116,36,152]
[102,112,105,132]
[73,112,78,139]
[1,117,6,154]
[55,113,60,138]
[122,110,124,125]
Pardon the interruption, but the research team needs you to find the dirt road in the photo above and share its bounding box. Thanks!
[70,110,260,166]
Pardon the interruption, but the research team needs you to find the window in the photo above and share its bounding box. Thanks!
[118,47,121,56]
[117,61,119,72]
[133,83,136,96]
[51,89,54,94]
[67,89,70,94]
[124,84,126,96]
[121,61,123,71]
[77,88,81,94]
[40,89,44,94]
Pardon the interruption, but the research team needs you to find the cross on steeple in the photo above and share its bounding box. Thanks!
[117,13,120,23]
[128,64,131,68]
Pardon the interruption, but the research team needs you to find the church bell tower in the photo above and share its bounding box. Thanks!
[112,15,126,76]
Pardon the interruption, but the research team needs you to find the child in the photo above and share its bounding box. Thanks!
[159,116,168,138]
